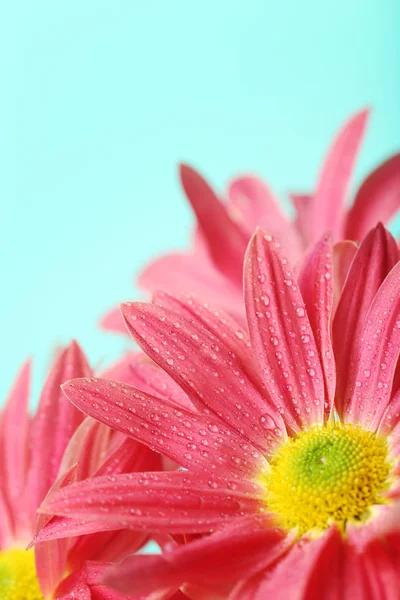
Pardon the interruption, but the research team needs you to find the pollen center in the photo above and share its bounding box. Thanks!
[263,424,391,535]
[0,548,43,600]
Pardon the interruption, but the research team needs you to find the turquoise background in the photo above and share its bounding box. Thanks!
[1,1,399,403]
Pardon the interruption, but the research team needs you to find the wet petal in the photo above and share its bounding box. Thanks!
[344,259,400,430]
[298,233,336,416]
[122,300,286,453]
[333,224,399,421]
[26,341,92,519]
[332,240,358,311]
[244,230,326,432]
[102,515,289,596]
[62,378,268,478]
[39,472,263,535]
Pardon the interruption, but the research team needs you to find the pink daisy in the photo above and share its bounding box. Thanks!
[102,109,400,332]
[0,342,161,599]
[42,224,400,598]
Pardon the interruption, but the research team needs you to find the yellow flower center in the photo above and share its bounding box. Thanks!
[262,424,392,536]
[0,548,43,600]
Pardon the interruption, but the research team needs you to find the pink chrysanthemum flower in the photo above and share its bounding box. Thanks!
[102,109,400,332]
[42,224,400,598]
[0,342,162,599]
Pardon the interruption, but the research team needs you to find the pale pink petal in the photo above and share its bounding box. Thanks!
[228,176,302,264]
[121,301,286,453]
[102,515,289,596]
[54,561,132,600]
[379,388,400,452]
[58,418,112,482]
[333,224,399,420]
[100,306,127,334]
[26,341,92,519]
[1,360,31,535]
[332,240,358,311]
[309,109,370,241]
[109,353,194,411]
[290,193,313,249]
[35,464,78,598]
[139,251,244,323]
[298,234,336,415]
[244,230,326,432]
[62,378,268,478]
[0,488,14,549]
[344,259,400,429]
[345,153,400,241]
[39,472,263,535]
[179,164,248,286]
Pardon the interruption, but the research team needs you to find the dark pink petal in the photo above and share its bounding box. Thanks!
[344,259,400,429]
[298,234,336,415]
[359,537,400,598]
[310,109,369,241]
[179,164,248,286]
[102,515,290,596]
[68,528,147,574]
[345,153,400,241]
[1,360,31,534]
[332,240,358,310]
[333,225,399,420]
[139,252,244,322]
[100,306,127,334]
[62,378,268,478]
[242,527,343,599]
[290,193,313,249]
[244,230,326,432]
[378,389,400,453]
[54,561,133,600]
[26,341,92,518]
[228,176,302,265]
[122,300,287,452]
[39,472,263,535]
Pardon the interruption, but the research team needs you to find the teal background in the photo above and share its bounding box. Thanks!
[1,1,399,403]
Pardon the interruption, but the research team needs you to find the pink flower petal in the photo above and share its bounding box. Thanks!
[332,240,358,311]
[310,109,370,241]
[108,353,194,411]
[102,515,289,596]
[0,489,14,549]
[290,193,313,249]
[344,258,400,429]
[228,176,302,265]
[345,153,400,241]
[26,341,92,518]
[39,472,262,535]
[34,464,78,597]
[139,251,244,321]
[244,230,326,431]
[62,378,268,478]
[122,300,287,453]
[333,225,400,424]
[179,164,248,286]
[239,527,344,599]
[298,233,336,416]
[100,306,127,334]
[0,360,31,536]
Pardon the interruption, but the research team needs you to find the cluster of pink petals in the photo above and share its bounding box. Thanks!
[102,109,400,331]
[38,224,400,598]
[0,341,165,599]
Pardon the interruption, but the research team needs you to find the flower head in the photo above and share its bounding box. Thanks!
[102,109,400,332]
[0,343,161,599]
[43,224,400,597]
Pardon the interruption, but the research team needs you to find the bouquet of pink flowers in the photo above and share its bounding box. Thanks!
[2,110,400,599]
